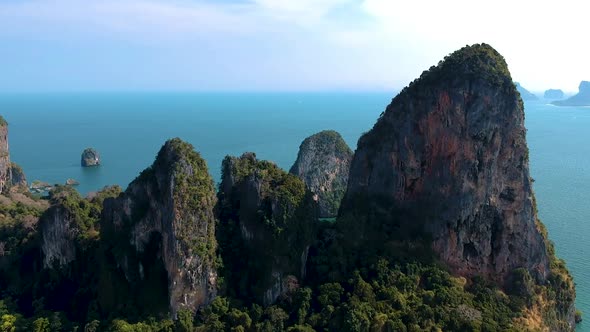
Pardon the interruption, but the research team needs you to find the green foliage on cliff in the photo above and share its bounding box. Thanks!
[0,90,576,332]
[115,138,218,263]
[299,130,352,159]
[529,193,577,329]
[535,219,577,329]
[403,43,512,94]
[3,255,528,331]
[9,163,25,180]
[318,187,346,218]
[178,259,529,332]
[0,195,46,256]
[0,185,125,332]
[47,185,121,241]
[166,138,217,262]
[290,130,352,218]
[8,162,28,192]
[217,153,316,303]
[0,116,7,127]
[221,153,308,233]
[96,138,219,319]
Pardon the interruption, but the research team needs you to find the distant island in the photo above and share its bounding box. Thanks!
[515,82,538,100]
[544,89,565,100]
[552,81,590,106]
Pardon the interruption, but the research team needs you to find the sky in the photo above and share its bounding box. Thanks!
[0,0,588,93]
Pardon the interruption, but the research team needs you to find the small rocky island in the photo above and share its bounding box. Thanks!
[553,81,590,106]
[290,130,353,218]
[65,178,79,186]
[81,147,100,167]
[544,88,565,100]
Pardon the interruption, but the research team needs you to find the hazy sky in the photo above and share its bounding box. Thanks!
[0,0,588,92]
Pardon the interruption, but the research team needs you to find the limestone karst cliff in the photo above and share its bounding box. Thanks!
[290,130,353,218]
[39,199,78,269]
[10,162,27,189]
[100,138,218,316]
[217,152,318,305]
[0,117,11,193]
[39,185,120,269]
[339,44,575,329]
[0,117,27,193]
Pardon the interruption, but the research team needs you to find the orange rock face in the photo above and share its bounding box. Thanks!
[341,44,550,285]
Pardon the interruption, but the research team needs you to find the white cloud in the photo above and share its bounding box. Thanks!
[359,0,590,92]
[0,0,588,92]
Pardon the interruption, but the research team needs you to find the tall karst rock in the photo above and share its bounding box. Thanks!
[100,138,218,316]
[290,130,353,218]
[340,43,576,329]
[218,152,318,305]
[0,116,27,192]
[0,117,11,193]
[342,44,550,283]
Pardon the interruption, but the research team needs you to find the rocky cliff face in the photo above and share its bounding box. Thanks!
[218,153,318,305]
[0,117,11,194]
[341,44,550,284]
[100,138,218,316]
[290,130,353,218]
[10,163,27,189]
[39,185,115,269]
[553,81,590,106]
[40,205,77,268]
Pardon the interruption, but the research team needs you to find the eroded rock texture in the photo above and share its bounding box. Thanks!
[10,163,27,189]
[218,152,317,305]
[100,138,218,316]
[341,44,550,285]
[0,117,11,193]
[290,130,353,218]
[40,204,78,268]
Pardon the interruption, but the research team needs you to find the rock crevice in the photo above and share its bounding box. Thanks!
[100,138,218,316]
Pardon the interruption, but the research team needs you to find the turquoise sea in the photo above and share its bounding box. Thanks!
[0,93,588,330]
